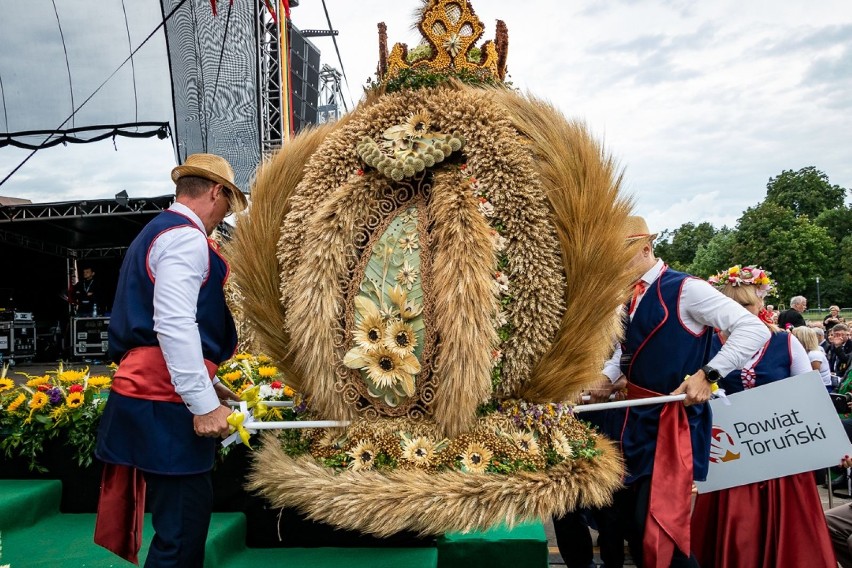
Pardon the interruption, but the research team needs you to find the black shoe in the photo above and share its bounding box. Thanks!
[831,475,849,490]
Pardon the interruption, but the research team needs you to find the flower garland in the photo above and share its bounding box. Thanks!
[279,400,600,475]
[464,163,513,394]
[708,265,775,298]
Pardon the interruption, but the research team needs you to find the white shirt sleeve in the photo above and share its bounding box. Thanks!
[602,344,623,383]
[149,226,221,415]
[788,335,813,376]
[679,278,771,376]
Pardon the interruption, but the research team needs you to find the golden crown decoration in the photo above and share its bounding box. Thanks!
[377,0,509,81]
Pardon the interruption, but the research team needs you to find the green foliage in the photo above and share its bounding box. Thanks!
[689,228,736,278]
[369,66,505,94]
[765,166,846,219]
[654,222,718,272]
[732,201,831,300]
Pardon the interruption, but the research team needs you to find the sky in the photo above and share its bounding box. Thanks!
[0,0,850,233]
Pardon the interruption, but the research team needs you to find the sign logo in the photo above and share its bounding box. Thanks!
[709,426,741,463]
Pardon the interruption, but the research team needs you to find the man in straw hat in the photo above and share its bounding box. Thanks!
[600,216,769,568]
[94,153,246,566]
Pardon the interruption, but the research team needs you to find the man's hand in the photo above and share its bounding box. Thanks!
[611,376,628,401]
[193,405,232,438]
[586,376,615,403]
[671,370,712,406]
[214,382,240,403]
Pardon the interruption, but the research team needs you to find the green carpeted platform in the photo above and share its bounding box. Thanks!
[226,547,439,567]
[0,479,537,567]
[437,521,549,568]
[0,512,246,567]
[0,479,63,532]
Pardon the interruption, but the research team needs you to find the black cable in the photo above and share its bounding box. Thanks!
[52,0,76,129]
[320,0,354,110]
[0,0,191,188]
[120,0,140,125]
[0,71,8,134]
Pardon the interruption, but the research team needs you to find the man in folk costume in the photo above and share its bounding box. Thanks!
[94,153,247,567]
[603,216,769,568]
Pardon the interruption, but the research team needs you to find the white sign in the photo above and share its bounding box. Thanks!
[696,371,852,493]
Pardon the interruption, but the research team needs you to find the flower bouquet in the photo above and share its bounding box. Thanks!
[0,363,112,472]
[216,353,301,453]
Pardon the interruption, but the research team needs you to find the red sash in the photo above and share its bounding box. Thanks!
[94,346,218,563]
[627,381,693,568]
[111,346,218,402]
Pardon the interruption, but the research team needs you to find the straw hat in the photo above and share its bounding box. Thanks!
[623,215,657,242]
[171,153,248,212]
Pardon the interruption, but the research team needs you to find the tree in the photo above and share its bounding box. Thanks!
[653,222,717,272]
[814,206,852,306]
[732,202,830,301]
[689,228,736,278]
[765,166,846,219]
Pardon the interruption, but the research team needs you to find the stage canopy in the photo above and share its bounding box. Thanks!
[0,0,265,192]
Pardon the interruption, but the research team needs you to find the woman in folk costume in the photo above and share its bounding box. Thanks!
[690,265,836,568]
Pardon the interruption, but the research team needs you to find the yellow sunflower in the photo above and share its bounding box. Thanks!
[256,354,272,363]
[87,376,112,389]
[66,392,84,409]
[400,433,439,467]
[25,375,49,387]
[511,431,540,455]
[352,296,385,351]
[460,443,493,473]
[58,369,87,383]
[282,385,296,397]
[221,370,242,384]
[6,393,27,412]
[346,440,378,471]
[29,391,48,410]
[235,352,251,360]
[0,377,13,392]
[383,319,417,357]
[258,366,278,378]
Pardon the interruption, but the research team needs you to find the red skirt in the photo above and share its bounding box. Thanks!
[691,472,836,568]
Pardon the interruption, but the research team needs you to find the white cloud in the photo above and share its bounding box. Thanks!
[1,0,851,232]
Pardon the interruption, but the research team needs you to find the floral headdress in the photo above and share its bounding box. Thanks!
[708,265,776,298]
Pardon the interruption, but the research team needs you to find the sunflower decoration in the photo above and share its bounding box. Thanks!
[509,431,540,456]
[399,432,447,468]
[347,440,379,471]
[343,212,427,407]
[459,442,492,473]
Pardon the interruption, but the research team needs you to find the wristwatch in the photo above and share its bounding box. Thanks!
[701,365,721,384]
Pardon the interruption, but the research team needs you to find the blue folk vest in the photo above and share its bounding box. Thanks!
[718,331,791,394]
[108,210,237,364]
[97,209,237,474]
[620,266,713,483]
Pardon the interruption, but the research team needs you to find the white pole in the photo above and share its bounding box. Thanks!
[242,420,350,429]
[227,400,293,408]
[573,394,687,414]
